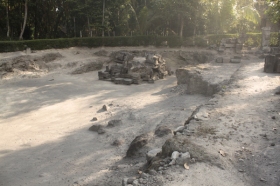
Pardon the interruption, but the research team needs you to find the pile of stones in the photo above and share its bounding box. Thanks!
[218,38,243,53]
[98,52,171,85]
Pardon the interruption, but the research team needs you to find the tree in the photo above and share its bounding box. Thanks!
[19,0,28,40]
[266,0,280,24]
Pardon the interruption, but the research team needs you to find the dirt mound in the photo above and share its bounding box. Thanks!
[71,59,103,74]
[41,52,63,62]
[0,55,47,73]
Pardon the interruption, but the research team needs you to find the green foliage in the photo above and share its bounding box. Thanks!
[266,0,280,23]
[0,36,183,52]
[206,34,238,45]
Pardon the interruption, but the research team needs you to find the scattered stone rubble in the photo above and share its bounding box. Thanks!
[98,52,171,85]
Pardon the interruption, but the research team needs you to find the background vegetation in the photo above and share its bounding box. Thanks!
[0,0,279,50]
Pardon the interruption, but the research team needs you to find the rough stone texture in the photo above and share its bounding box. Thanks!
[126,133,153,157]
[107,120,123,128]
[88,124,103,132]
[154,125,173,137]
[71,59,103,74]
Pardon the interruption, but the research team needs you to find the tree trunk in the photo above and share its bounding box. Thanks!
[6,0,10,38]
[179,16,184,38]
[19,0,28,40]
[102,0,105,37]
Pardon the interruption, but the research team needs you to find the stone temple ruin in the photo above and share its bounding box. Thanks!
[98,52,171,85]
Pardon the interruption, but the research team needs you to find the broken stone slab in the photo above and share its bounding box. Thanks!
[146,148,162,163]
[126,133,153,157]
[107,120,123,128]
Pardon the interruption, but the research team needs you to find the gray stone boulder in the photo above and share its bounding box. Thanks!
[107,120,123,127]
[155,126,173,137]
[126,133,153,157]
[89,124,103,132]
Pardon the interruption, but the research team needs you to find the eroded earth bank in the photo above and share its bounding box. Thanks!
[0,47,279,186]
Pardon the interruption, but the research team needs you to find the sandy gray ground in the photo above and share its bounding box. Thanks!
[0,47,279,186]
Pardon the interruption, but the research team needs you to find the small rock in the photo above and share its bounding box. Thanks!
[139,178,144,184]
[97,128,106,134]
[176,152,191,165]
[260,178,266,182]
[174,126,185,134]
[122,178,128,186]
[272,116,276,120]
[90,117,98,122]
[112,139,124,146]
[271,143,275,146]
[107,120,123,128]
[126,133,153,157]
[102,105,109,111]
[89,124,103,132]
[169,159,176,165]
[146,148,162,163]
[148,169,157,176]
[132,179,139,186]
[171,151,180,160]
[127,178,135,184]
[141,173,149,179]
[155,126,173,137]
[158,167,163,171]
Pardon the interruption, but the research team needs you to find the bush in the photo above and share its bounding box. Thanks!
[0,36,184,52]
